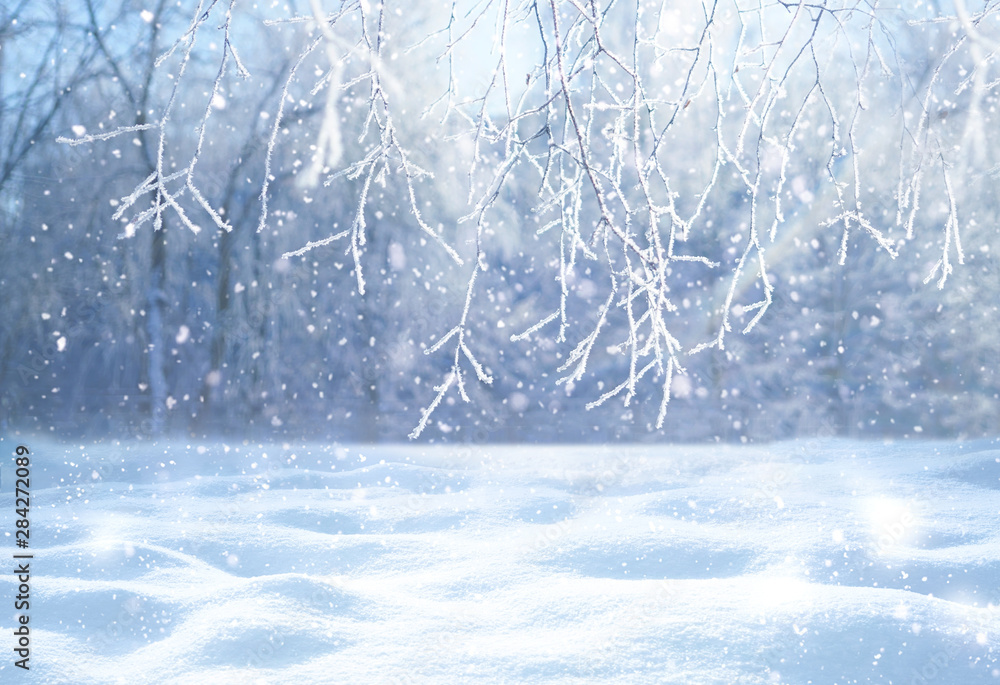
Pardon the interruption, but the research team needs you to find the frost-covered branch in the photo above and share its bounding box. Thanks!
[65,0,999,437]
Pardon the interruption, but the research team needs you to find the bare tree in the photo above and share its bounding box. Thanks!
[60,0,1000,438]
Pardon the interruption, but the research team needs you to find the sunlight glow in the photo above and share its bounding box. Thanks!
[865,498,917,555]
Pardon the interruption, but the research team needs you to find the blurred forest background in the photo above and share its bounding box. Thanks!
[1,0,998,443]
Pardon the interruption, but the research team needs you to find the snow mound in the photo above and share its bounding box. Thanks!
[2,439,998,684]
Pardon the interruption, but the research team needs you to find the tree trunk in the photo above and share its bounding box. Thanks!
[146,224,168,435]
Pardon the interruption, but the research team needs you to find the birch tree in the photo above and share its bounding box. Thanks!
[60,0,1000,438]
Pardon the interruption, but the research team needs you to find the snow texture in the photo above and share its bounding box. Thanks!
[2,438,999,684]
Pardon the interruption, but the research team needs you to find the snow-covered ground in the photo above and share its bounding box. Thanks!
[2,438,999,684]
